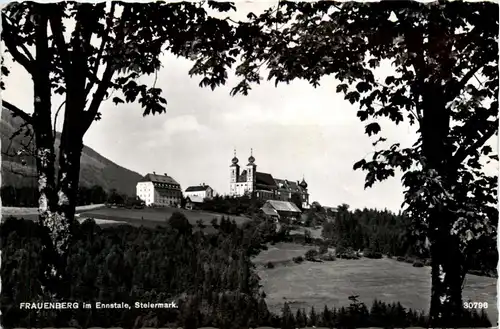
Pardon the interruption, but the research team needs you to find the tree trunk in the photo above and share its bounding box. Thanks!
[428,208,466,327]
[420,72,468,326]
[56,128,84,227]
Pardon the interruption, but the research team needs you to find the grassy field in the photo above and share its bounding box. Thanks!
[79,207,249,226]
[254,243,498,325]
[1,205,249,227]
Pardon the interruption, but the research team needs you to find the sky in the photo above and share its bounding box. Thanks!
[1,2,497,212]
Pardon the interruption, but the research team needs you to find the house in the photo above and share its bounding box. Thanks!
[261,200,302,223]
[136,172,182,207]
[185,184,214,201]
[185,195,204,210]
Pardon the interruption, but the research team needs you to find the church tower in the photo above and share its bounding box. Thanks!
[229,149,240,196]
[246,148,257,193]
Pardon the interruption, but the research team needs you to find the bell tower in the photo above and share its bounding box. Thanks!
[246,148,257,193]
[230,149,240,196]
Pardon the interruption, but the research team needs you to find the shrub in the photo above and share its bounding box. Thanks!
[424,259,432,266]
[363,249,383,259]
[396,256,405,262]
[320,252,336,261]
[318,244,328,254]
[293,256,304,264]
[404,257,414,264]
[266,261,275,269]
[413,261,424,268]
[305,249,319,261]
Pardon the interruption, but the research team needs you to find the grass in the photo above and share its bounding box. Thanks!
[255,243,497,325]
[80,207,249,226]
[2,206,249,234]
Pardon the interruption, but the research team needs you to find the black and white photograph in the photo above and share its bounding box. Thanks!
[0,1,498,328]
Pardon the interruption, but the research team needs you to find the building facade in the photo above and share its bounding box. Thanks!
[185,184,214,201]
[229,149,310,209]
[136,172,182,207]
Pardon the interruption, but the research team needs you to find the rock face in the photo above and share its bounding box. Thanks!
[1,108,142,196]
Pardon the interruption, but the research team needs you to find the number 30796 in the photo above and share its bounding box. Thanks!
[463,302,488,309]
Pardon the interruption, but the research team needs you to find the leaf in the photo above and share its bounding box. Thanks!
[356,82,372,93]
[345,91,360,104]
[357,110,369,121]
[336,84,348,93]
[365,122,381,136]
[353,159,366,170]
[385,76,395,85]
[481,145,492,156]
[113,97,125,105]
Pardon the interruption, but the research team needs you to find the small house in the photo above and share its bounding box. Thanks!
[260,200,302,223]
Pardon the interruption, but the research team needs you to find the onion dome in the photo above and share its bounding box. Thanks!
[232,156,239,165]
[247,148,255,165]
[299,178,308,189]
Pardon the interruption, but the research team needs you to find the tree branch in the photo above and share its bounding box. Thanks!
[53,100,66,138]
[2,100,32,124]
[48,8,72,80]
[1,14,35,74]
[453,119,498,166]
[81,63,115,133]
[84,2,116,98]
[446,59,486,102]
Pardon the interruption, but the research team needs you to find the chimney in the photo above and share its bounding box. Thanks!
[153,171,156,175]
[164,173,168,177]
[203,182,205,186]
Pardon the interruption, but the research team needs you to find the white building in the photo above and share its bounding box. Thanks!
[184,184,214,201]
[136,172,182,207]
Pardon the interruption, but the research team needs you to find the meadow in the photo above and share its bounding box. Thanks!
[253,243,498,325]
[79,207,249,226]
[1,205,249,229]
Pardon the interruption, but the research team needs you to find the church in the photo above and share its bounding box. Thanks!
[229,149,310,209]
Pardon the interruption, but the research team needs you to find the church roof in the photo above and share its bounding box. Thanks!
[140,173,180,185]
[274,178,305,192]
[256,172,277,187]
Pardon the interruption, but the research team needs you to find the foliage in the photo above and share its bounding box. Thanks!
[320,252,336,262]
[305,248,319,261]
[1,184,109,207]
[1,212,278,328]
[199,194,264,217]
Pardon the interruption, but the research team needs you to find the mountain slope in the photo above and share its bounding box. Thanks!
[1,108,142,196]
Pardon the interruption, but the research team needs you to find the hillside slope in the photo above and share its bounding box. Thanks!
[1,108,142,196]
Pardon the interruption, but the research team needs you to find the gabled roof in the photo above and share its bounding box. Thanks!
[265,200,302,213]
[256,172,277,187]
[139,173,179,185]
[261,205,280,217]
[186,185,211,192]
